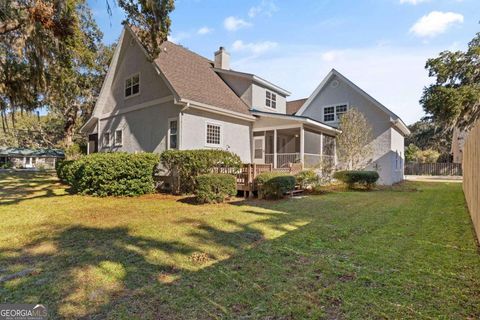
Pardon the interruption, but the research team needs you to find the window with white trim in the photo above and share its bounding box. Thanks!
[323,104,348,122]
[103,132,110,147]
[168,119,178,149]
[266,91,276,109]
[324,106,335,122]
[114,129,123,146]
[125,74,140,98]
[206,123,221,146]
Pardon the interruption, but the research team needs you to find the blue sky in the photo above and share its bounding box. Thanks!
[88,0,479,125]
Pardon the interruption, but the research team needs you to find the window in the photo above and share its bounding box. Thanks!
[323,104,348,122]
[324,106,335,122]
[206,123,221,146]
[125,74,140,97]
[336,105,347,119]
[168,118,178,149]
[114,129,123,146]
[103,132,110,147]
[266,91,277,109]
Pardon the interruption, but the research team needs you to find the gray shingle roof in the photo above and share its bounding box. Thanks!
[0,148,65,157]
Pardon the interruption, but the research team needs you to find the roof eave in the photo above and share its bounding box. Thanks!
[251,110,340,134]
[179,99,256,122]
[214,68,291,96]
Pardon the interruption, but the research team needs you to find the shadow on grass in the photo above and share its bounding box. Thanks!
[0,171,70,205]
[0,199,315,319]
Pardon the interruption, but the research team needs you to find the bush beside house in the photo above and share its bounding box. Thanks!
[56,153,159,196]
[160,149,242,194]
[195,173,237,203]
[295,170,318,189]
[334,170,379,189]
[256,172,296,199]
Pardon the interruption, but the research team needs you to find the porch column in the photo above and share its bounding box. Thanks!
[273,129,277,168]
[320,133,324,158]
[320,133,324,174]
[333,138,337,166]
[300,125,305,167]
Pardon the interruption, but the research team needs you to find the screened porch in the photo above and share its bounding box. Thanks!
[252,126,336,169]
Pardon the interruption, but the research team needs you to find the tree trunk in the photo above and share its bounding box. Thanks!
[63,119,75,148]
[63,121,75,148]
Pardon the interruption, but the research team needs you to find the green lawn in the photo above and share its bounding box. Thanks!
[0,172,479,319]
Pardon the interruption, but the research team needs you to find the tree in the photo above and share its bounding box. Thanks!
[405,144,420,162]
[336,108,374,170]
[405,120,452,161]
[420,32,480,130]
[414,149,440,163]
[1,0,174,146]
[0,112,63,148]
[0,0,174,57]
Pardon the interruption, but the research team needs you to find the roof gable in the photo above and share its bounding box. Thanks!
[296,69,410,135]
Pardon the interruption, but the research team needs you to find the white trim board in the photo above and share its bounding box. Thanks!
[100,95,174,120]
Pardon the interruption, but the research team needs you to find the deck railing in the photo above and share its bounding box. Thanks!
[265,153,301,168]
[265,153,335,169]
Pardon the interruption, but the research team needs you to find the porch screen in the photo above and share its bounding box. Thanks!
[304,130,321,154]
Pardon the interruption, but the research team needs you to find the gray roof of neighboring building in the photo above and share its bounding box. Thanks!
[0,148,65,157]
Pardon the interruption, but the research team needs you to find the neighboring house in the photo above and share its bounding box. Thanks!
[289,70,410,185]
[451,127,468,164]
[0,148,64,169]
[81,26,409,185]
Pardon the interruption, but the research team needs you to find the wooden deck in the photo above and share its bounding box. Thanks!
[215,163,303,197]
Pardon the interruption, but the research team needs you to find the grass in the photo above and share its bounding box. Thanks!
[0,172,479,319]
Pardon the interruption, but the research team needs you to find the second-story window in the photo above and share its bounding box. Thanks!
[125,74,140,98]
[266,91,276,109]
[323,104,348,122]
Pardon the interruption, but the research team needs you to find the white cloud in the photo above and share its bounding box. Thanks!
[248,0,278,18]
[321,50,343,62]
[400,0,430,5]
[168,32,190,44]
[232,40,278,55]
[410,11,463,37]
[232,44,441,125]
[224,16,252,31]
[197,26,213,35]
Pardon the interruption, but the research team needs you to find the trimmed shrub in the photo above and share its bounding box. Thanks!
[333,170,379,189]
[256,172,296,199]
[57,153,160,196]
[195,173,237,203]
[56,160,77,183]
[160,149,242,193]
[295,170,318,188]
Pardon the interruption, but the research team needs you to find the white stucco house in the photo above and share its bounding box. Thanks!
[81,26,410,185]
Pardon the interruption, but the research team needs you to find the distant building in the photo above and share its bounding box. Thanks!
[451,128,468,164]
[0,148,65,169]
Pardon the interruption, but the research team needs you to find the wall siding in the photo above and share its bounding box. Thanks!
[251,84,287,114]
[102,31,172,115]
[99,101,180,153]
[181,109,252,162]
[300,74,404,185]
